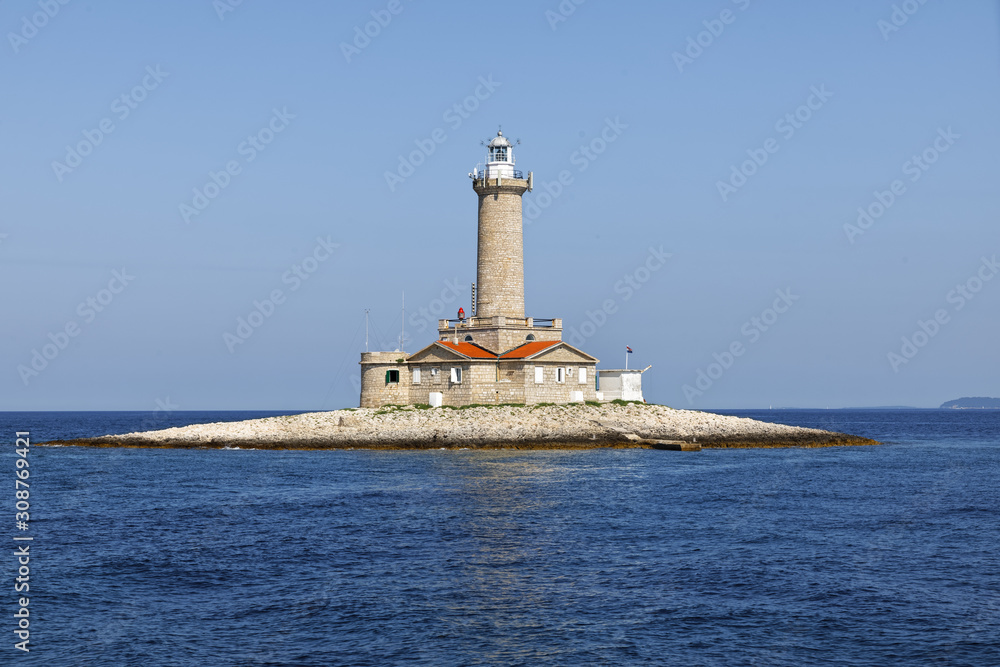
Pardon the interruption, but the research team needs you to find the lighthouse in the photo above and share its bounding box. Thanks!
[359,128,604,408]
[454,129,554,352]
[472,130,531,320]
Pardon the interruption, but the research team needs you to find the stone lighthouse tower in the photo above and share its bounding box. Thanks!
[472,130,531,319]
[359,127,605,409]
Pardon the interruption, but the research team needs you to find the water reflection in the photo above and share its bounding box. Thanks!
[427,451,607,662]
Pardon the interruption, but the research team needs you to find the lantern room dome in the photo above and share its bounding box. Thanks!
[488,131,511,149]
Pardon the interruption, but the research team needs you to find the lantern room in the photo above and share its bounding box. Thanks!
[479,130,520,180]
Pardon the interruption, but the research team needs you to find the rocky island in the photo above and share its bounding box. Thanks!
[42,403,878,451]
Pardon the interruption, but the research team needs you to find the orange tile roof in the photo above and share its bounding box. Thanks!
[431,340,562,361]
[499,340,560,359]
[435,340,497,359]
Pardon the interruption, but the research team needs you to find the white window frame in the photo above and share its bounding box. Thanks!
[412,368,421,384]
[450,367,462,384]
[578,368,587,384]
[534,366,544,384]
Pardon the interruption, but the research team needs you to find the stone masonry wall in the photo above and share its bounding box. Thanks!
[473,178,529,319]
[405,362,525,406]
[359,351,409,408]
[387,359,597,406]
[522,362,598,404]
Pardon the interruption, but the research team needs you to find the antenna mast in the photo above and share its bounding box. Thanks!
[364,309,370,352]
[400,292,405,352]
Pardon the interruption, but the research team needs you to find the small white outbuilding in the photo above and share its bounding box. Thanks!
[598,368,649,402]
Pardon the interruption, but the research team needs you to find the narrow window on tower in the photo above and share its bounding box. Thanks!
[556,367,565,384]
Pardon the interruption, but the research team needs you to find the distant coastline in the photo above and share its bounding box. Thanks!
[940,397,1000,409]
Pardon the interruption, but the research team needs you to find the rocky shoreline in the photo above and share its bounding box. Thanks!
[41,403,878,450]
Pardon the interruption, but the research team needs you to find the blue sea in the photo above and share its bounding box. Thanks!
[2,409,998,666]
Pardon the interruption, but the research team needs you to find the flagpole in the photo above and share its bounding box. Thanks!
[625,347,628,370]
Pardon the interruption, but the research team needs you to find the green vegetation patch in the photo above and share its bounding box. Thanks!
[373,404,411,416]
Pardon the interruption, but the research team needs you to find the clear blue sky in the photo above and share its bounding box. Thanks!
[2,0,998,410]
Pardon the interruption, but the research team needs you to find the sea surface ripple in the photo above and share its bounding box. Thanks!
[4,409,998,666]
